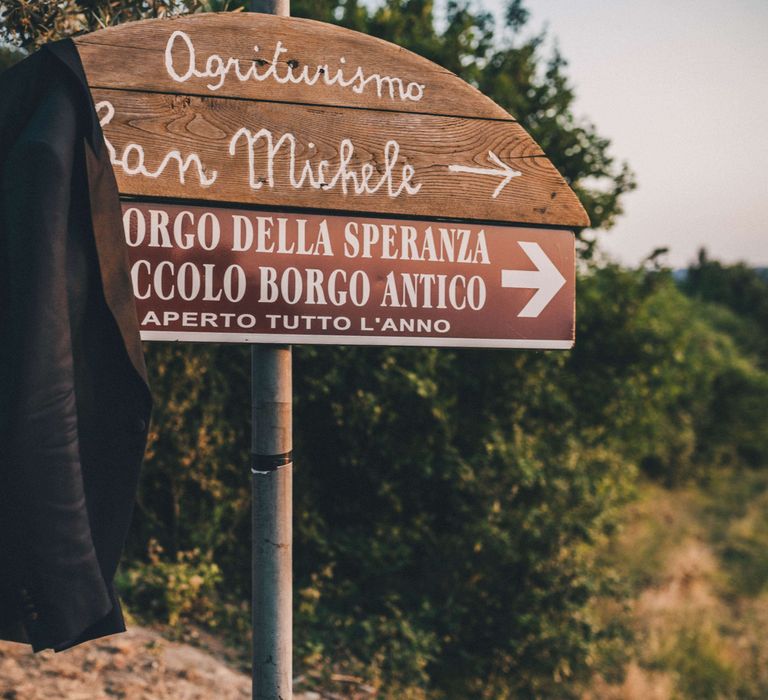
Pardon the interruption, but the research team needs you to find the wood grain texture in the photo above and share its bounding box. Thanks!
[94,89,588,226]
[75,13,510,120]
[75,14,589,228]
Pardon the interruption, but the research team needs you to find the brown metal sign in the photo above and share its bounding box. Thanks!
[123,201,575,348]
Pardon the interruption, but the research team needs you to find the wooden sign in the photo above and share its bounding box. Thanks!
[75,14,588,228]
[122,201,575,348]
[75,13,587,347]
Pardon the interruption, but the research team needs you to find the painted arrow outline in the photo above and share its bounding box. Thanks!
[501,242,567,318]
[448,151,522,198]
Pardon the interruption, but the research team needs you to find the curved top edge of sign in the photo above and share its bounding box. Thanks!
[74,12,511,121]
[74,12,590,228]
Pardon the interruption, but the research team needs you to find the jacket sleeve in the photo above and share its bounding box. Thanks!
[1,78,113,650]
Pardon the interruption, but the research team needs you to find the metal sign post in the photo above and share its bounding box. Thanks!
[249,6,291,700]
[251,344,292,699]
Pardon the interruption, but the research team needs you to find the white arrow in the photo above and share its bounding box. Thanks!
[448,151,522,198]
[501,242,566,318]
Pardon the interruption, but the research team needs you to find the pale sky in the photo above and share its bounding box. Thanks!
[481,0,768,268]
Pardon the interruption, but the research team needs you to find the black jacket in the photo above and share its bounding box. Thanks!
[0,39,152,652]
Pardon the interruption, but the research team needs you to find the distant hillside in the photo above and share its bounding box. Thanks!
[674,266,768,283]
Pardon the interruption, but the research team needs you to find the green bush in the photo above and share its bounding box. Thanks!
[116,260,768,696]
[116,540,222,628]
[657,624,736,700]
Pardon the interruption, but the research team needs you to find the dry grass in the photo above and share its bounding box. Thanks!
[586,474,768,700]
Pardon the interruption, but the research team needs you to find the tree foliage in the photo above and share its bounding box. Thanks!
[683,249,768,366]
[125,261,768,698]
[0,0,200,48]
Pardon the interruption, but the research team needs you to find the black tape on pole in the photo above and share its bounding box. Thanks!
[251,451,293,472]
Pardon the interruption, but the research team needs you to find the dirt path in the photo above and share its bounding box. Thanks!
[0,626,254,700]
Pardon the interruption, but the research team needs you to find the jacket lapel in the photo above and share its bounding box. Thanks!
[44,38,149,389]
[84,142,150,388]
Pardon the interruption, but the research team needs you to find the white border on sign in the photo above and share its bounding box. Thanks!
[140,331,573,349]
